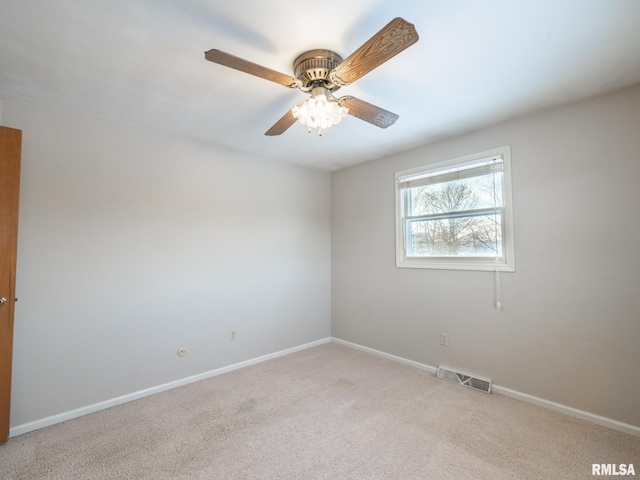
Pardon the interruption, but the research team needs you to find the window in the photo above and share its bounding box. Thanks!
[395,146,514,271]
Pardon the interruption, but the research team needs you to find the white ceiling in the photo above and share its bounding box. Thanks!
[1,0,640,171]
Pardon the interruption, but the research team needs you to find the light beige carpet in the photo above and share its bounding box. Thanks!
[1,342,638,479]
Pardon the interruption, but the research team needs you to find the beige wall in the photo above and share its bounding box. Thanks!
[2,91,332,429]
[3,82,639,433]
[331,83,640,427]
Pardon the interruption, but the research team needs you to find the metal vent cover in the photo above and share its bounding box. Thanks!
[437,366,492,393]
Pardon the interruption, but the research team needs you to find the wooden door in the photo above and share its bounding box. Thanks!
[0,126,21,443]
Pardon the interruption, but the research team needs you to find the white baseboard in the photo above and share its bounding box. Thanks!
[12,336,639,439]
[330,337,640,437]
[331,337,438,375]
[10,337,331,438]
[490,385,640,437]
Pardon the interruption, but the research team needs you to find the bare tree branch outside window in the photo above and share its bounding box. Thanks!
[407,174,502,257]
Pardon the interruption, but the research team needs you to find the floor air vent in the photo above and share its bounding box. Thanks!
[437,366,492,393]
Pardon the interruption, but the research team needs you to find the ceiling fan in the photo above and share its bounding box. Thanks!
[204,17,419,136]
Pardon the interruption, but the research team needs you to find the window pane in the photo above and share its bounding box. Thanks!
[408,173,503,216]
[395,146,514,271]
[407,213,502,257]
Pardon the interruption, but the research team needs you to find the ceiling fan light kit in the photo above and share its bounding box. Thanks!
[291,85,349,136]
[204,17,419,136]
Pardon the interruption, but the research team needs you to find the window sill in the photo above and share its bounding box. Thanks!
[396,257,515,272]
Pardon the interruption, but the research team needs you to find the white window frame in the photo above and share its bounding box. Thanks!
[395,146,515,272]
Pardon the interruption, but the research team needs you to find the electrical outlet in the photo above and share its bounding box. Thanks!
[229,330,237,342]
[440,333,449,346]
[176,347,187,357]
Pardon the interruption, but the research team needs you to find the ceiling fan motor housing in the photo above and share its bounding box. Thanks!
[293,49,343,90]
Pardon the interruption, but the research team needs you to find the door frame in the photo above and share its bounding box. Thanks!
[0,126,22,443]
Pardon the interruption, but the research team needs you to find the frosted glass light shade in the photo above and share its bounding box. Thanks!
[292,90,348,135]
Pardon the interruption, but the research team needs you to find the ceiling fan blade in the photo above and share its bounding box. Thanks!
[205,49,302,89]
[265,108,298,136]
[338,96,399,128]
[329,17,419,87]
